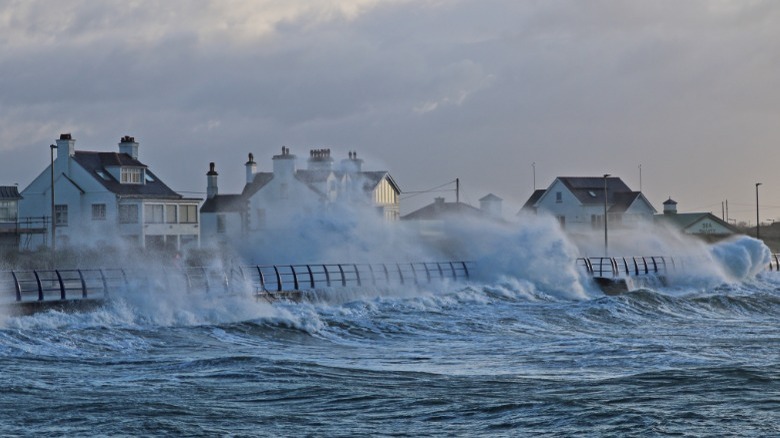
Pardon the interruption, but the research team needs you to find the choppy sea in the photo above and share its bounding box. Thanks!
[1,261,779,437]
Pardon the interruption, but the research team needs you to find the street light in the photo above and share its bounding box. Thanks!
[604,174,610,256]
[756,182,762,240]
[50,144,57,261]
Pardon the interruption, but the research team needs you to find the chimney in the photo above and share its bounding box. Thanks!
[307,148,334,171]
[245,153,257,184]
[272,146,296,178]
[663,197,678,215]
[340,150,363,173]
[56,133,76,159]
[207,162,218,199]
[119,135,139,160]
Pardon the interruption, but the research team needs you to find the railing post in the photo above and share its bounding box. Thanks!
[290,265,299,290]
[201,267,210,292]
[77,269,88,298]
[255,266,266,292]
[323,264,331,287]
[367,264,377,285]
[337,264,346,287]
[11,271,22,302]
[353,264,361,287]
[382,264,390,283]
[273,265,282,292]
[410,263,419,284]
[461,261,470,280]
[99,269,109,297]
[306,265,315,289]
[422,263,431,283]
[55,270,66,300]
[33,270,43,301]
[436,262,444,280]
[396,263,404,285]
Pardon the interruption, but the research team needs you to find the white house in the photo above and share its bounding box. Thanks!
[200,147,401,245]
[19,134,201,251]
[521,176,656,230]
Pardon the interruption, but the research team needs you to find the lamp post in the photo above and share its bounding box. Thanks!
[756,182,762,240]
[50,143,57,260]
[604,173,610,256]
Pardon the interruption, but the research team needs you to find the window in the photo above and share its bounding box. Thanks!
[121,168,143,184]
[555,192,562,203]
[0,200,17,223]
[145,204,164,223]
[165,205,177,223]
[217,214,226,233]
[180,205,198,223]
[96,170,111,181]
[92,203,106,221]
[145,171,155,183]
[119,204,139,223]
[55,204,68,226]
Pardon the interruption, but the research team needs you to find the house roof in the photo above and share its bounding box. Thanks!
[200,194,247,214]
[401,199,484,220]
[479,193,502,202]
[72,151,182,199]
[656,212,739,234]
[359,171,400,194]
[557,176,631,205]
[520,189,546,212]
[241,172,275,198]
[0,186,22,200]
[523,176,656,213]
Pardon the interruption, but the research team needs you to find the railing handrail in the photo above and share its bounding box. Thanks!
[0,261,475,304]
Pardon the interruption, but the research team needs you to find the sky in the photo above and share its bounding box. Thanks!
[1,0,779,222]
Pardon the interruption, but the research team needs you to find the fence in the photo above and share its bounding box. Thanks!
[0,261,474,306]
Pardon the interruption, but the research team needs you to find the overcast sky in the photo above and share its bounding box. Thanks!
[2,0,779,221]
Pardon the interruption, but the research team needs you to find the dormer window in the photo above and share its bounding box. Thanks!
[121,167,143,184]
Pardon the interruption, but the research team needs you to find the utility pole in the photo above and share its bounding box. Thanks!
[50,143,57,263]
[603,174,610,256]
[756,183,762,240]
[456,178,460,204]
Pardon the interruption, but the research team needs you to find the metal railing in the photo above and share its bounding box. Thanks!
[0,261,474,305]
[577,256,676,278]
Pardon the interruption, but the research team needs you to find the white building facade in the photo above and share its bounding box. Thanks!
[19,134,201,251]
[200,147,401,245]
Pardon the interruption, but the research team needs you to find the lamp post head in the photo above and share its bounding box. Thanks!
[604,173,610,178]
[50,144,57,149]
[756,182,762,187]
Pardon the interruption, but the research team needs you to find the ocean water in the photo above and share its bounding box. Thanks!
[1,262,780,437]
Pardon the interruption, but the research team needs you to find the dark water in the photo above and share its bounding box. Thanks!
[2,274,780,436]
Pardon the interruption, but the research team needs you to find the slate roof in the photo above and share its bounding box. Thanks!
[401,199,484,220]
[200,194,247,214]
[72,151,182,199]
[557,176,631,205]
[241,172,274,198]
[521,189,545,211]
[0,186,22,200]
[358,171,400,194]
